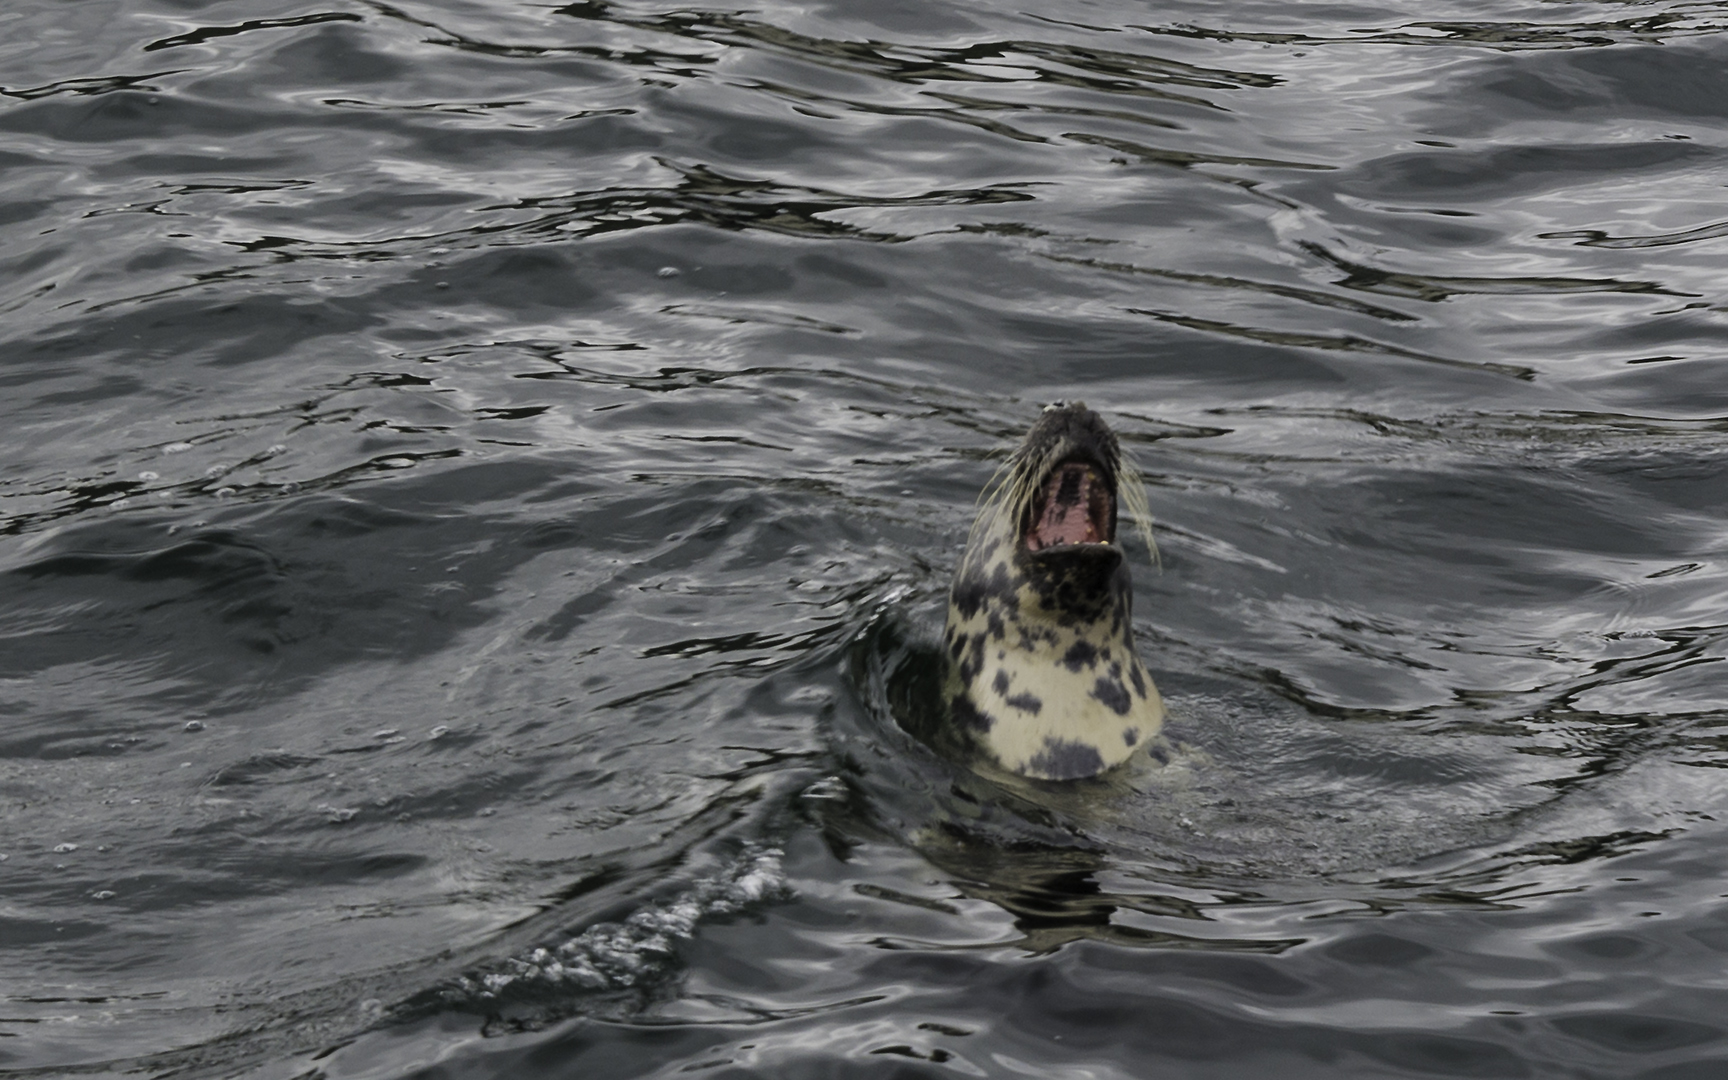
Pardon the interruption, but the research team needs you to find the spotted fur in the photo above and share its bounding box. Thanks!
[943,403,1164,780]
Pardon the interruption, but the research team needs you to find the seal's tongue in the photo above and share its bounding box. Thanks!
[1028,462,1111,550]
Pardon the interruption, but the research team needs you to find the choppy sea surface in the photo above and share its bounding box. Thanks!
[5,0,1728,1077]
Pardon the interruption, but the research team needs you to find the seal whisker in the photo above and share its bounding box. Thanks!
[1115,456,1159,569]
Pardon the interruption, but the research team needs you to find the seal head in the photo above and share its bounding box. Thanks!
[942,403,1164,780]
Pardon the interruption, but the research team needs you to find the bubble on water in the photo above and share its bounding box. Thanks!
[92,890,116,901]
[444,845,789,1005]
[427,725,450,739]
[358,998,386,1023]
[164,442,194,453]
[656,266,680,278]
[266,444,287,455]
[138,471,159,481]
[379,458,415,469]
[54,843,78,854]
[183,720,205,732]
[373,728,399,740]
[319,805,359,823]
[800,776,847,801]
[204,465,226,477]
[215,487,237,498]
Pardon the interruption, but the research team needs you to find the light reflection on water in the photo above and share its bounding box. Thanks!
[3,0,1728,1076]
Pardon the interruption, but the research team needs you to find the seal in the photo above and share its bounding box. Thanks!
[942,402,1164,780]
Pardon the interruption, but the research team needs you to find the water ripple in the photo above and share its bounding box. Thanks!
[7,0,1728,1075]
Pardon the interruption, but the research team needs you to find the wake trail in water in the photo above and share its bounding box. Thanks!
[438,846,791,1013]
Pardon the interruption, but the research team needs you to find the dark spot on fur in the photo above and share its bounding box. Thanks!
[1130,665,1147,698]
[953,561,1023,622]
[952,578,985,621]
[1062,640,1098,672]
[987,612,1006,641]
[1122,727,1139,746]
[1091,676,1132,716]
[951,696,994,733]
[993,669,1011,696]
[1005,692,1042,714]
[1026,737,1105,780]
[948,634,967,662]
[960,635,987,684]
[1149,742,1170,765]
[1017,625,1060,651]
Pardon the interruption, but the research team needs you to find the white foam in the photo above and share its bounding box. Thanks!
[449,846,789,1002]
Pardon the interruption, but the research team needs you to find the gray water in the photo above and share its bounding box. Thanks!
[4,1,1728,1077]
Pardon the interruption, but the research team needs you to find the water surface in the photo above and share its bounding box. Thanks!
[4,0,1728,1077]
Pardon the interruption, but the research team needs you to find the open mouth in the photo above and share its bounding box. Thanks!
[1025,457,1114,552]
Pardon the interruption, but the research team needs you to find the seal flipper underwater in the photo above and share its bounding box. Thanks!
[942,402,1164,780]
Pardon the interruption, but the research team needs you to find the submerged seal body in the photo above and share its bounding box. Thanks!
[942,403,1164,780]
